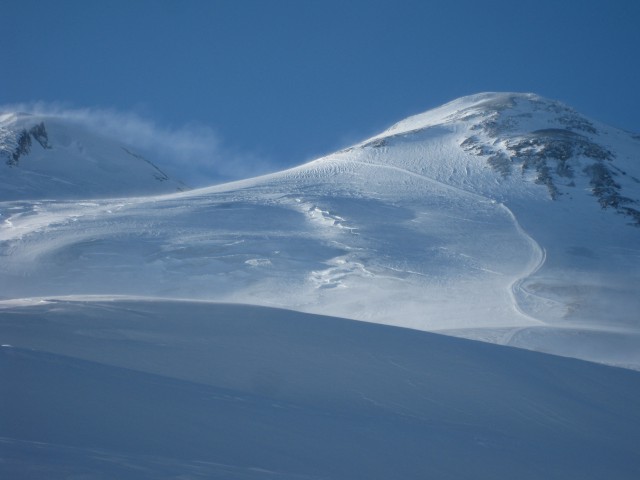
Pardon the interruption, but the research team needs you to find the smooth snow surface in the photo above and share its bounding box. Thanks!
[1,93,639,368]
[1,298,639,479]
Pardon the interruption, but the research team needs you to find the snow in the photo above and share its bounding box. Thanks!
[2,93,638,368]
[1,298,639,479]
[1,92,640,477]
[0,113,186,200]
[0,167,543,331]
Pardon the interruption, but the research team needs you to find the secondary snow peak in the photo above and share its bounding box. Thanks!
[1,92,639,369]
[0,113,187,200]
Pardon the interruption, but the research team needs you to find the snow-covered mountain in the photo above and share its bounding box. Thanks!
[1,92,638,368]
[365,92,640,223]
[0,112,187,199]
[2,93,640,479]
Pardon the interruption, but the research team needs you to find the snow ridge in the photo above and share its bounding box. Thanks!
[2,92,640,479]
[0,92,639,369]
[0,113,186,200]
[358,93,640,224]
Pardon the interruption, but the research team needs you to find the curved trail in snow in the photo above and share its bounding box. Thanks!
[497,205,547,327]
[344,159,549,327]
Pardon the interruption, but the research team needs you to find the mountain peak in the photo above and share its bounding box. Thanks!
[352,92,640,225]
[0,113,187,200]
[1,93,639,371]
[375,92,580,138]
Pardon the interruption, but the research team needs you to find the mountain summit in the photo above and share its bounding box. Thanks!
[354,92,640,224]
[0,112,187,200]
[1,93,639,369]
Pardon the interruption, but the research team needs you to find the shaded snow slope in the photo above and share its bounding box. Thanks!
[1,298,639,480]
[0,93,638,368]
[0,113,187,199]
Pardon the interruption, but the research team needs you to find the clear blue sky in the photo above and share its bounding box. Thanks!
[3,0,640,183]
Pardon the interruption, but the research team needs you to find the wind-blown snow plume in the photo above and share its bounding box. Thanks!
[2,92,640,480]
[0,102,274,186]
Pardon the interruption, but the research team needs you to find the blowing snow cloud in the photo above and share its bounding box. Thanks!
[0,102,274,187]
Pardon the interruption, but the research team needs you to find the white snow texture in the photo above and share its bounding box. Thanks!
[1,93,639,479]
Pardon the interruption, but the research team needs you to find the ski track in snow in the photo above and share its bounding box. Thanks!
[2,92,639,369]
[497,204,548,328]
[346,158,551,328]
[0,156,552,332]
[3,93,640,479]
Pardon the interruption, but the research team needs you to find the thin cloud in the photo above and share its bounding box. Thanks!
[0,102,276,187]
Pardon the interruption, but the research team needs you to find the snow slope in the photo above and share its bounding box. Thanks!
[1,298,639,479]
[1,93,638,368]
[0,113,187,199]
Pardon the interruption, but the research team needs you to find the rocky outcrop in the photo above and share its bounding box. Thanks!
[458,96,639,225]
[2,122,51,166]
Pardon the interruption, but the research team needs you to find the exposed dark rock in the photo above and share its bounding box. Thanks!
[29,122,51,149]
[472,117,518,137]
[557,115,597,134]
[121,147,170,182]
[362,138,387,149]
[584,163,640,225]
[3,122,51,166]
[585,163,626,208]
[620,206,640,225]
[533,163,560,200]
[460,136,493,156]
[487,153,512,178]
[459,105,638,224]
[507,129,611,163]
[6,129,32,166]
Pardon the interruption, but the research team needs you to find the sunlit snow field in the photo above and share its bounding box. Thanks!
[1,93,640,478]
[2,94,639,368]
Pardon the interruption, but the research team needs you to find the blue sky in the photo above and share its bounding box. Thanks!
[3,0,640,184]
